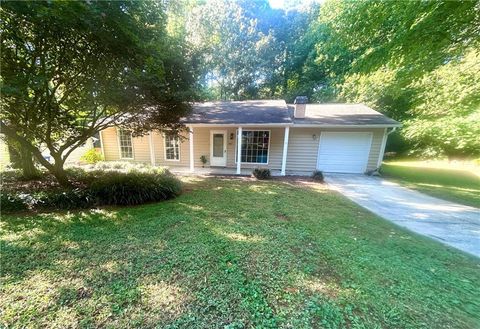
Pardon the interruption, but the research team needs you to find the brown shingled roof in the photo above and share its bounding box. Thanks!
[289,103,401,126]
[181,100,400,126]
[182,100,292,124]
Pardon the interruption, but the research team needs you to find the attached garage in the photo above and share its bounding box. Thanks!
[316,132,372,173]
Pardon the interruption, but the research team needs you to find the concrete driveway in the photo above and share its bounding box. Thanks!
[325,174,480,258]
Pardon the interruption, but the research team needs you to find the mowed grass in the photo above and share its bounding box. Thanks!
[381,161,480,208]
[1,177,479,328]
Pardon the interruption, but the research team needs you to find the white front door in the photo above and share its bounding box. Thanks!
[316,132,372,173]
[210,130,227,166]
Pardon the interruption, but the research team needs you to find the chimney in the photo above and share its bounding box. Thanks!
[294,96,308,118]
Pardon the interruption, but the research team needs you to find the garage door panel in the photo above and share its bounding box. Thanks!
[317,132,372,173]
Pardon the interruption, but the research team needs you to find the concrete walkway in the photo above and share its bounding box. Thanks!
[326,174,480,258]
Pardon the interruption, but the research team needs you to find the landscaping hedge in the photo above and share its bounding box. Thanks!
[0,167,182,213]
[89,170,182,206]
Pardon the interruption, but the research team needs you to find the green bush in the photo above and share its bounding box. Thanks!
[1,188,93,213]
[89,171,182,206]
[81,149,104,164]
[1,166,181,212]
[311,170,324,182]
[36,188,94,210]
[0,193,28,212]
[252,168,271,180]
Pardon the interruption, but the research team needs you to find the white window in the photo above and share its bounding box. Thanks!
[236,130,270,164]
[118,129,133,159]
[164,133,180,161]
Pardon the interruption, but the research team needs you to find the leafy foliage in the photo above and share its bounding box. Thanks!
[252,168,271,180]
[80,149,104,164]
[309,0,480,157]
[1,166,182,212]
[311,170,324,182]
[176,0,479,157]
[0,1,195,185]
[0,193,28,212]
[89,171,182,206]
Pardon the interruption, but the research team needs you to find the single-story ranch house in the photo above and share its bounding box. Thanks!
[98,97,401,175]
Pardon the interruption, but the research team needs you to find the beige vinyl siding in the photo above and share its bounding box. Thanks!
[101,127,120,161]
[191,127,211,167]
[100,125,385,173]
[286,127,385,172]
[152,131,190,167]
[286,128,320,172]
[133,135,151,162]
[367,129,385,170]
[101,127,151,163]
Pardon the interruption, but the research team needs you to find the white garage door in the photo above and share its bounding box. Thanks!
[316,132,372,173]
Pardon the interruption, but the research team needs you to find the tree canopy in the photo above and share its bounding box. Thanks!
[1,0,478,181]
[179,0,479,158]
[1,0,195,184]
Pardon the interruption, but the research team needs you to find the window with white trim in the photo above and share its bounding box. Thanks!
[236,130,270,164]
[164,133,180,161]
[118,129,133,159]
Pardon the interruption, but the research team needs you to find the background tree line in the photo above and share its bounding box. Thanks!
[176,0,480,158]
[1,0,478,185]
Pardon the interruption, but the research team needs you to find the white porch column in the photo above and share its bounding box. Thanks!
[281,126,290,176]
[236,126,242,174]
[189,126,194,172]
[148,132,156,166]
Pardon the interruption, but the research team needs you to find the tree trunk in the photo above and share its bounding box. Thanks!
[16,147,39,179]
[51,166,71,187]
[50,157,71,187]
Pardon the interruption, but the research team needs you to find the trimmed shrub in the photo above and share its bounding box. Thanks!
[1,188,93,213]
[311,170,324,182]
[36,188,94,210]
[0,193,28,212]
[1,165,181,212]
[81,149,104,164]
[89,171,182,206]
[252,168,271,180]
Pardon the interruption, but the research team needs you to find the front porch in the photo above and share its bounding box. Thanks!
[184,125,291,176]
[168,166,311,177]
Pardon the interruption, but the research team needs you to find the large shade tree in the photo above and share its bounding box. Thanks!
[302,0,480,157]
[1,1,195,185]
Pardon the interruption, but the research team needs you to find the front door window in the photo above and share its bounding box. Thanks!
[211,131,226,166]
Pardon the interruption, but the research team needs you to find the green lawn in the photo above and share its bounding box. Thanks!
[1,178,479,328]
[381,161,480,208]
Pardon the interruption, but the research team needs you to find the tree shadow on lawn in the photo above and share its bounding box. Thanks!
[1,177,480,328]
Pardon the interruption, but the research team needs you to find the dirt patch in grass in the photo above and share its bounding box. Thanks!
[275,212,289,221]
